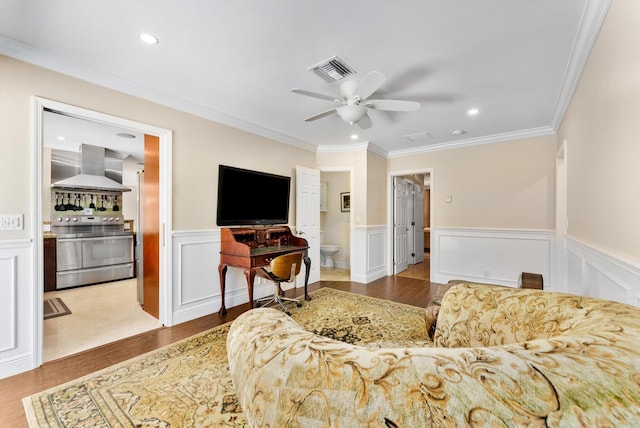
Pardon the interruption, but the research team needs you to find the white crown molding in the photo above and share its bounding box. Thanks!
[1,0,609,158]
[550,0,611,131]
[366,142,387,157]
[316,141,386,157]
[386,126,556,158]
[0,36,316,153]
[317,142,369,153]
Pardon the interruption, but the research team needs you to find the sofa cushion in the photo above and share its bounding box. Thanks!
[433,283,636,347]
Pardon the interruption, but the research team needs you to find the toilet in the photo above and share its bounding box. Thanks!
[320,245,340,268]
[320,231,340,268]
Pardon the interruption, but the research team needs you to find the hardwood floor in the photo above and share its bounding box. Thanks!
[0,277,446,427]
[397,251,430,280]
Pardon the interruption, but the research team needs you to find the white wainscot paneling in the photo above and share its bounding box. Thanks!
[171,230,275,325]
[432,228,554,288]
[351,226,387,284]
[566,237,640,307]
[0,251,18,353]
[0,240,35,380]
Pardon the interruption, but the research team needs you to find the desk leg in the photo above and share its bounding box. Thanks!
[303,255,311,301]
[244,268,257,308]
[218,264,227,315]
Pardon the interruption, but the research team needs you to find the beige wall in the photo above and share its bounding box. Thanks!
[387,135,557,230]
[559,0,640,263]
[0,56,316,238]
[366,150,387,225]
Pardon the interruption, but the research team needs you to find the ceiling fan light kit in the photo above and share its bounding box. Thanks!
[337,104,368,125]
[292,70,420,128]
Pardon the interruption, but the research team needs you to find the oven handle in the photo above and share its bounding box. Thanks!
[57,263,134,275]
[58,235,133,243]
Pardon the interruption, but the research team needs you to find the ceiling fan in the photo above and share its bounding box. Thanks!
[291,71,420,129]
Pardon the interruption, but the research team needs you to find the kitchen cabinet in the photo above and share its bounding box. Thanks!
[44,236,56,291]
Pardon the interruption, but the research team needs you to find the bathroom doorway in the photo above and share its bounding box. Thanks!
[319,169,351,281]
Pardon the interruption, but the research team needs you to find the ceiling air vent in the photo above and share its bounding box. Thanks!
[308,56,356,82]
[405,131,433,142]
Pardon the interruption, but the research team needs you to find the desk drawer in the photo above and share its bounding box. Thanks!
[252,254,274,267]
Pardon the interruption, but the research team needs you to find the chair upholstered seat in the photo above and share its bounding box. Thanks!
[254,252,304,315]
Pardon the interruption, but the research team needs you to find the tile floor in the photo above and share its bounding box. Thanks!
[43,278,160,362]
[320,266,350,281]
[42,260,422,362]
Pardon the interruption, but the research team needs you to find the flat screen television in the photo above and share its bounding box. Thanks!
[216,164,291,226]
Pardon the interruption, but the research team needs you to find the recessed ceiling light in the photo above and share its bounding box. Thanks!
[57,136,66,141]
[451,129,467,136]
[350,134,358,140]
[139,33,159,45]
[467,108,479,116]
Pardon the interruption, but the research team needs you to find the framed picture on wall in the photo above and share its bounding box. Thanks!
[340,192,350,212]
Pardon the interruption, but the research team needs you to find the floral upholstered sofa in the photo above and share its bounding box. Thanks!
[227,283,640,427]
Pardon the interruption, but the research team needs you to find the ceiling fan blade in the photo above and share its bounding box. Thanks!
[353,71,386,100]
[356,114,372,129]
[367,99,421,112]
[304,108,338,122]
[291,88,338,103]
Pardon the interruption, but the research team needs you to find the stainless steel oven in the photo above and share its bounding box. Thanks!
[52,214,134,289]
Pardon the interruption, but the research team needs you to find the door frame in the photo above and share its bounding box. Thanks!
[387,168,434,278]
[32,97,173,367]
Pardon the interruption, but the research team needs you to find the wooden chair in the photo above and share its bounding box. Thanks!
[255,252,304,315]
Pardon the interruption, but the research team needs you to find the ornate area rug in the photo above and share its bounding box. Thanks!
[24,288,429,427]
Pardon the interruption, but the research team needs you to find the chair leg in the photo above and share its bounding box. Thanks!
[255,282,303,313]
[254,295,276,308]
[278,296,303,307]
[275,297,291,315]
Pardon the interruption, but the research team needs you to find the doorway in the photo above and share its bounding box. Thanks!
[33,98,173,366]
[389,169,433,281]
[319,169,352,281]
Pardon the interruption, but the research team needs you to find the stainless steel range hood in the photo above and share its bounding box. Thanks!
[52,144,131,192]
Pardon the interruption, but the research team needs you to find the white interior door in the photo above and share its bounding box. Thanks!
[393,177,409,274]
[413,183,425,263]
[407,183,415,264]
[295,166,320,284]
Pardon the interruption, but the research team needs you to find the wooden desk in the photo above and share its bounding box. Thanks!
[218,226,310,315]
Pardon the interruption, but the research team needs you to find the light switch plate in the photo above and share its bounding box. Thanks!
[0,214,23,230]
